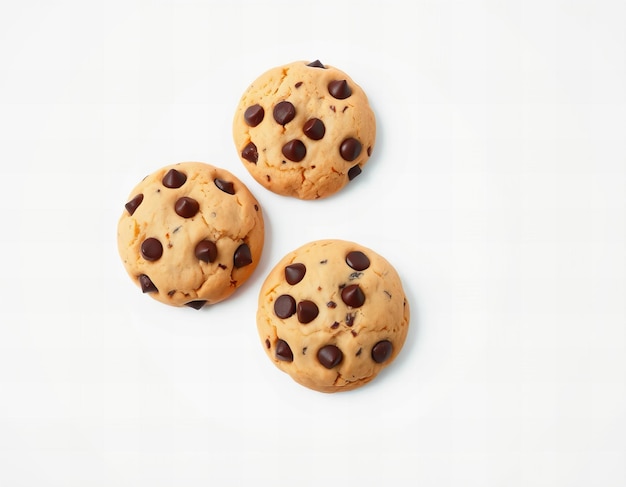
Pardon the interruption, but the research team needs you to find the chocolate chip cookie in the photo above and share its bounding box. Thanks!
[233,60,376,200]
[117,162,264,309]
[257,239,409,393]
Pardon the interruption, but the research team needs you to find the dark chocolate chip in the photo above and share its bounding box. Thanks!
[331,321,340,329]
[328,79,352,99]
[340,138,362,161]
[302,118,325,140]
[348,165,362,180]
[295,81,303,88]
[195,240,217,263]
[215,178,235,195]
[371,340,393,363]
[242,142,258,163]
[346,313,355,326]
[265,338,271,349]
[244,104,264,127]
[317,345,343,369]
[297,300,319,324]
[274,294,296,319]
[138,274,158,293]
[275,339,293,362]
[174,197,199,218]
[233,243,252,268]
[185,300,207,310]
[327,301,337,308]
[141,237,163,261]
[346,250,370,271]
[307,60,326,68]
[273,101,296,125]
[125,194,143,215]
[341,284,365,308]
[282,140,306,162]
[162,168,187,188]
[285,263,306,285]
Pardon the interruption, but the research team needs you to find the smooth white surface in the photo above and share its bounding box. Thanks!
[1,0,625,485]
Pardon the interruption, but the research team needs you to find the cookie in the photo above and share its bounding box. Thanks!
[233,60,376,200]
[257,239,409,393]
[117,162,264,309]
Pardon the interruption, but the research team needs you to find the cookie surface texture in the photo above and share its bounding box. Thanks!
[257,239,409,393]
[117,162,264,309]
[233,60,376,200]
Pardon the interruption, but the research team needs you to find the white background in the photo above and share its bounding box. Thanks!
[1,0,625,485]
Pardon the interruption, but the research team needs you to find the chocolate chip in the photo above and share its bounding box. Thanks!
[162,168,187,188]
[303,118,325,140]
[195,240,217,263]
[317,345,343,369]
[346,250,370,271]
[285,263,306,285]
[348,165,362,180]
[138,274,158,293]
[340,138,362,161]
[371,340,393,363]
[265,339,271,349]
[242,142,258,163]
[341,284,365,308]
[141,237,163,261]
[185,300,207,310]
[328,80,351,99]
[125,194,143,215]
[215,178,235,195]
[307,60,326,68]
[274,294,296,319]
[282,140,306,162]
[174,197,199,218]
[346,313,355,326]
[275,339,293,362]
[233,243,252,268]
[244,104,264,127]
[327,301,337,308]
[295,81,303,88]
[331,321,340,329]
[297,300,319,324]
[273,101,296,125]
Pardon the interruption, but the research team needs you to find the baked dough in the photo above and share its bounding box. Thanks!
[257,239,409,392]
[117,162,264,309]
[233,60,376,200]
